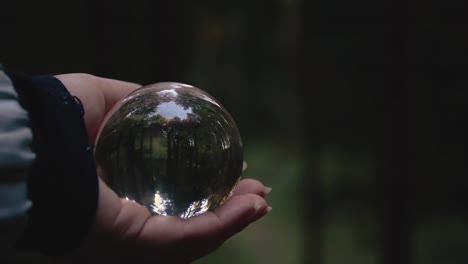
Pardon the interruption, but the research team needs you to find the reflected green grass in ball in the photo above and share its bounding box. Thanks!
[95,83,243,219]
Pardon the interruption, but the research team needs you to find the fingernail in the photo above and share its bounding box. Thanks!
[242,161,248,172]
[266,206,272,213]
[264,186,272,195]
[254,201,265,211]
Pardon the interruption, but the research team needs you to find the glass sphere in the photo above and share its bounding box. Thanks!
[94,82,243,219]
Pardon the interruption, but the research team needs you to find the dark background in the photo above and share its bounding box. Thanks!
[1,0,468,263]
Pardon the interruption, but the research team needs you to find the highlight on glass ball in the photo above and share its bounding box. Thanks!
[94,82,244,219]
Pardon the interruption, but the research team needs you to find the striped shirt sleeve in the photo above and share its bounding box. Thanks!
[0,67,34,220]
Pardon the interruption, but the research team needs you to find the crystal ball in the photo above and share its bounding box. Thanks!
[94,82,243,219]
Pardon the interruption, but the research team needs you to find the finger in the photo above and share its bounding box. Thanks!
[134,193,270,263]
[233,178,272,198]
[171,193,270,261]
[95,76,141,113]
[182,193,270,243]
[131,193,268,262]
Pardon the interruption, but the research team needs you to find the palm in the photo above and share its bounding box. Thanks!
[56,74,271,263]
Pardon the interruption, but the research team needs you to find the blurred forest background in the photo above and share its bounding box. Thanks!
[1,0,468,263]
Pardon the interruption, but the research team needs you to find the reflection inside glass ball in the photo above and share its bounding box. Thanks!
[95,82,243,219]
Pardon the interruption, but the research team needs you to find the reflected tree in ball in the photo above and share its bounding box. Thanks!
[95,82,243,219]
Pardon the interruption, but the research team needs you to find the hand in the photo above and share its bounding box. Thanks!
[55,74,272,263]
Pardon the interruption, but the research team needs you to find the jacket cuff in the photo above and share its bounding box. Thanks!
[5,71,98,256]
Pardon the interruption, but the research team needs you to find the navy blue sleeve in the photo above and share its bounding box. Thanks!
[5,71,99,256]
